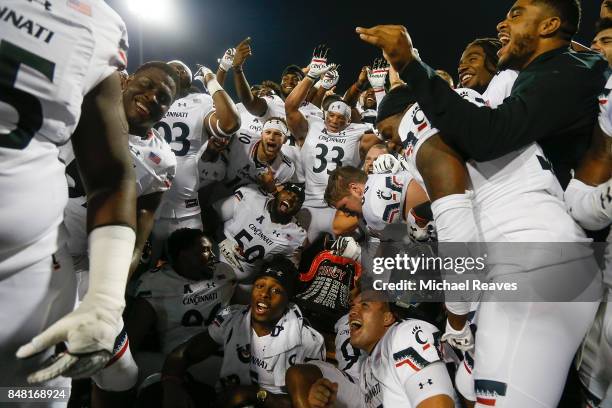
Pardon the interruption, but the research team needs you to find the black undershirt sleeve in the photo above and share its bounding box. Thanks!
[399,56,602,162]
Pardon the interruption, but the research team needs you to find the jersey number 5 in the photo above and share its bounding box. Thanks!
[0,40,55,150]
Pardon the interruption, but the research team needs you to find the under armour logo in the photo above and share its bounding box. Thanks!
[256,215,264,224]
[272,230,280,237]
[28,0,52,11]
[418,379,433,389]
[178,102,187,107]
[183,284,193,294]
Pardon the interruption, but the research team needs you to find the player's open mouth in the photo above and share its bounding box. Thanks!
[366,97,375,103]
[266,142,277,152]
[460,73,474,87]
[279,200,291,211]
[498,32,511,57]
[135,100,150,116]
[255,302,270,314]
[349,319,363,334]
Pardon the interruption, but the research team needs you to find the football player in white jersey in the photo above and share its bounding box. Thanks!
[224,117,296,193]
[379,84,602,406]
[213,183,307,300]
[63,62,178,285]
[565,73,612,407]
[93,229,236,405]
[151,64,240,264]
[285,46,379,242]
[0,0,139,391]
[324,166,428,240]
[161,256,325,408]
[287,289,455,408]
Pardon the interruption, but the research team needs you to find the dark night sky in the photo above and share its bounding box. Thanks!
[107,0,601,97]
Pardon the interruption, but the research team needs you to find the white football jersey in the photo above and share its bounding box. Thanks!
[359,319,452,408]
[215,187,306,281]
[302,116,371,207]
[482,70,519,108]
[315,319,453,408]
[128,129,176,196]
[262,95,324,121]
[0,0,128,277]
[224,130,295,191]
[236,102,265,134]
[334,314,362,379]
[401,87,586,243]
[154,93,214,218]
[209,303,325,393]
[63,130,176,257]
[133,262,236,353]
[362,172,413,234]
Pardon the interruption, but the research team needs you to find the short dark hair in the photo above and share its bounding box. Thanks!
[261,80,282,95]
[166,228,205,264]
[531,0,581,40]
[595,17,612,35]
[134,61,180,95]
[324,166,368,206]
[281,64,305,81]
[467,38,502,74]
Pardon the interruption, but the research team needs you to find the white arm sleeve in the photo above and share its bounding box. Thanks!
[565,178,612,231]
[403,361,455,407]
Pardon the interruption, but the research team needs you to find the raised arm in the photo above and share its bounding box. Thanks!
[195,65,241,136]
[356,25,606,162]
[286,45,334,144]
[215,47,236,87]
[232,37,268,117]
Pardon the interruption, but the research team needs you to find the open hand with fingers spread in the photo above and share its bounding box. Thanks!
[356,25,417,72]
[307,44,333,81]
[367,58,389,92]
[320,65,340,90]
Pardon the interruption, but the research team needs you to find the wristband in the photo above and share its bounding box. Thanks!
[206,77,224,96]
[232,66,243,74]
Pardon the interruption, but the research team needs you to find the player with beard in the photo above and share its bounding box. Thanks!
[1,0,137,395]
[286,289,455,408]
[224,118,296,193]
[357,0,607,190]
[150,63,240,264]
[286,46,380,243]
[213,183,307,301]
[161,256,325,408]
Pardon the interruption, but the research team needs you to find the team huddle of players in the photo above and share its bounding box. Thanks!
[1,0,612,407]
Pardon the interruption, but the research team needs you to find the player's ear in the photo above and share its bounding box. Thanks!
[539,16,561,37]
[382,310,396,327]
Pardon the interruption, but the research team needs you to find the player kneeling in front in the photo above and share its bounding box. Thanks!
[161,255,325,408]
[287,287,455,408]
